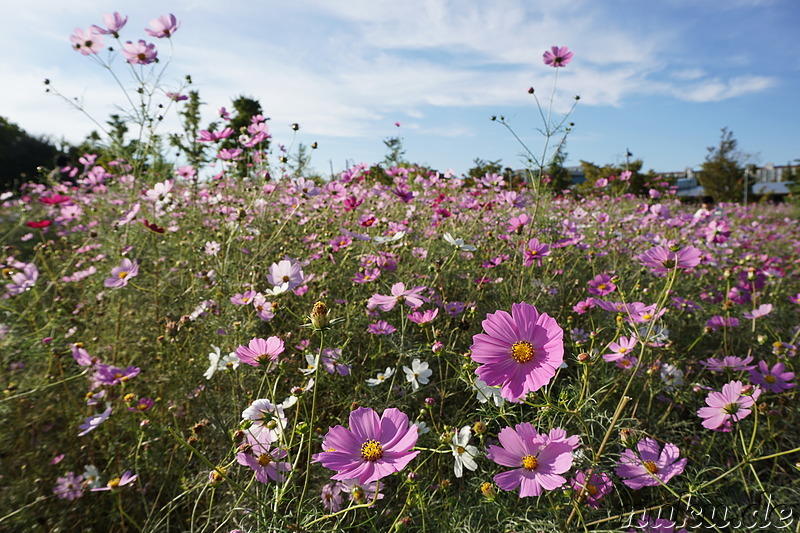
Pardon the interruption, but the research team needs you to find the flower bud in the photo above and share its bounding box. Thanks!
[310,301,330,329]
[480,482,496,499]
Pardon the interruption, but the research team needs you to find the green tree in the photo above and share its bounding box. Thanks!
[0,117,60,190]
[544,145,572,193]
[698,128,749,203]
[576,159,651,196]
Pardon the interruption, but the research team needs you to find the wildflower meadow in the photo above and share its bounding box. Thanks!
[2,12,799,533]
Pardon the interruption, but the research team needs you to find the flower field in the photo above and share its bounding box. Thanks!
[1,11,799,533]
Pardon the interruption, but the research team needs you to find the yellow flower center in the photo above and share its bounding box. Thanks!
[643,460,659,474]
[456,446,466,455]
[361,439,383,462]
[597,283,607,290]
[618,347,627,353]
[765,375,776,384]
[723,402,740,415]
[352,488,366,503]
[522,455,538,470]
[586,482,598,496]
[257,453,273,467]
[108,477,121,489]
[118,272,128,279]
[511,341,535,363]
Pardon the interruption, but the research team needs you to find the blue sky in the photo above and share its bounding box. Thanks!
[2,0,798,176]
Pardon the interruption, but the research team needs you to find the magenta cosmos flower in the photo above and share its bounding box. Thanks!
[697,380,761,430]
[93,12,127,37]
[104,258,138,288]
[486,424,580,497]
[749,361,795,393]
[543,46,574,67]
[236,336,284,367]
[615,437,686,489]
[470,302,564,402]
[236,430,290,483]
[315,407,419,484]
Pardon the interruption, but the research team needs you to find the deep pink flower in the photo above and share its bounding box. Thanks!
[70,27,104,55]
[486,424,579,497]
[470,302,564,402]
[570,470,613,509]
[705,315,739,331]
[236,336,284,367]
[543,46,574,67]
[104,258,138,288]
[122,40,157,65]
[315,407,419,484]
[145,14,181,38]
[615,438,686,489]
[749,361,795,393]
[697,380,761,430]
[523,238,551,267]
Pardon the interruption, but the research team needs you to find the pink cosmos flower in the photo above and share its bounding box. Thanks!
[637,245,702,275]
[603,336,638,362]
[367,320,396,335]
[543,46,574,67]
[104,258,138,288]
[5,262,38,296]
[71,27,104,55]
[486,424,580,497]
[570,470,613,509]
[93,12,128,36]
[743,303,773,320]
[91,470,137,491]
[700,355,754,372]
[697,380,761,430]
[122,40,157,65]
[586,273,616,296]
[315,407,419,484]
[236,430,291,483]
[523,238,551,267]
[236,336,284,368]
[615,438,687,489]
[366,282,427,312]
[339,478,384,504]
[470,302,564,402]
[145,14,181,38]
[408,308,439,325]
[506,213,530,233]
[321,481,344,511]
[705,315,740,331]
[749,361,795,393]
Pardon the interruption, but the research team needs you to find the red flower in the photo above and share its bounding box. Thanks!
[142,220,165,234]
[40,194,71,205]
[25,220,52,228]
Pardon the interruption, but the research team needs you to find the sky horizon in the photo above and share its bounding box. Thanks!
[2,0,799,177]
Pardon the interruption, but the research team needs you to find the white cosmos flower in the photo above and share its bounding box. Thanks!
[473,378,504,407]
[373,231,405,244]
[300,352,318,376]
[402,358,432,391]
[365,367,395,387]
[443,233,477,252]
[204,345,239,380]
[450,426,479,478]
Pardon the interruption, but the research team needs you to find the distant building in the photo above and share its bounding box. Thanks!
[668,164,796,200]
